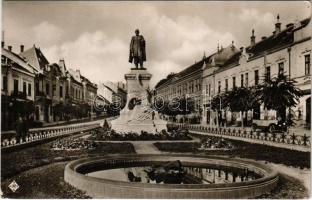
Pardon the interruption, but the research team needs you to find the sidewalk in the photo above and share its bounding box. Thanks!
[190,130,310,152]
[132,142,161,154]
[172,123,310,136]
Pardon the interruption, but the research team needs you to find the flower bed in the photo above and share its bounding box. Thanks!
[51,138,97,151]
[198,137,234,151]
[87,128,192,141]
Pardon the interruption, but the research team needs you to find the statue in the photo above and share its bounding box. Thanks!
[129,29,146,69]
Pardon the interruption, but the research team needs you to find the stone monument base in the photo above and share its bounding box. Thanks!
[111,104,167,134]
[110,68,167,134]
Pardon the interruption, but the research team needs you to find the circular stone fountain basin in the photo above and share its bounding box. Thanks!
[64,154,278,199]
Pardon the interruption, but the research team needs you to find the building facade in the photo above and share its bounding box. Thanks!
[1,45,36,130]
[98,81,127,111]
[201,15,311,127]
[154,58,206,123]
[154,15,311,128]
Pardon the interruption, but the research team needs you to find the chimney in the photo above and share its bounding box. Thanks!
[261,36,267,40]
[1,41,4,48]
[20,45,24,53]
[275,14,281,34]
[8,45,12,52]
[250,29,256,46]
[231,40,235,50]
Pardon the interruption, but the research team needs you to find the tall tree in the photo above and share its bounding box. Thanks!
[211,93,229,127]
[226,87,259,127]
[257,74,302,125]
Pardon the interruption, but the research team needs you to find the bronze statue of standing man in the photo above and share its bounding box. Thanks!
[129,29,146,69]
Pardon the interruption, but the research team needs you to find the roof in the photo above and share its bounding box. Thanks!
[214,44,240,65]
[49,63,63,76]
[246,17,310,59]
[81,75,97,89]
[155,44,240,89]
[2,47,36,75]
[19,45,49,72]
[155,58,206,89]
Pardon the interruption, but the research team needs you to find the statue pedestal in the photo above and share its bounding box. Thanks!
[111,68,167,134]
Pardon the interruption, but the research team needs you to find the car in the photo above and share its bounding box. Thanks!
[251,119,287,133]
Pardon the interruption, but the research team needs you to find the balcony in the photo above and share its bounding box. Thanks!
[10,91,27,100]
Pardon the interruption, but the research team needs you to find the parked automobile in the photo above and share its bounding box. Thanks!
[251,119,287,133]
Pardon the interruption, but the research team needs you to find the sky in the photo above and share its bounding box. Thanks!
[2,1,311,87]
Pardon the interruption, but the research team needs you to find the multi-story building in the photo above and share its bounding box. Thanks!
[97,81,127,111]
[49,59,68,121]
[1,44,36,130]
[20,45,55,122]
[154,56,208,123]
[66,69,98,117]
[202,15,311,127]
[201,43,241,125]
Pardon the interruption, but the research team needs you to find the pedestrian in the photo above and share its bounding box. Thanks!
[22,116,29,142]
[15,115,23,143]
[152,111,155,120]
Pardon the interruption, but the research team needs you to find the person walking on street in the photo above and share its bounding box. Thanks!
[15,116,23,143]
[22,116,29,142]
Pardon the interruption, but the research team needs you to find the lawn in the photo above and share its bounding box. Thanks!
[1,162,90,198]
[1,138,135,180]
[154,135,310,169]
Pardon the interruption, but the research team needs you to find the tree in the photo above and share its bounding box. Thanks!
[211,93,229,127]
[257,74,302,125]
[226,87,259,127]
[155,97,195,122]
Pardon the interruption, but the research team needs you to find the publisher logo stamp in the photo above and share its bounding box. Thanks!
[8,180,19,192]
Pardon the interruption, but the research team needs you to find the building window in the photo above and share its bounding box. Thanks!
[23,82,27,95]
[60,86,63,97]
[232,76,236,89]
[278,62,284,76]
[2,76,7,91]
[225,79,228,92]
[245,73,248,87]
[28,83,31,96]
[46,83,50,95]
[266,66,271,81]
[191,81,194,93]
[52,84,56,96]
[255,70,259,85]
[14,79,18,94]
[208,84,211,97]
[218,81,221,94]
[1,55,6,64]
[35,82,39,95]
[241,74,244,87]
[305,54,310,75]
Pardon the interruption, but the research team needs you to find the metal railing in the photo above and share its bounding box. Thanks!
[1,120,101,148]
[169,123,310,147]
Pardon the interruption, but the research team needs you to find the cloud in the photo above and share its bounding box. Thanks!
[237,9,275,26]
[148,60,181,88]
[43,31,129,85]
[42,6,237,89]
[32,21,64,46]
